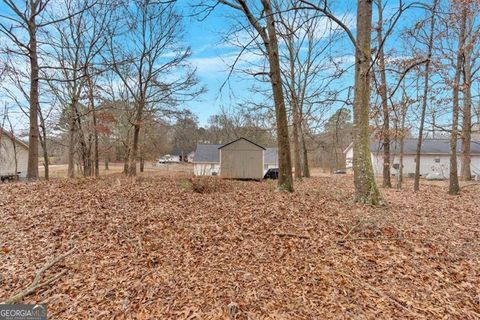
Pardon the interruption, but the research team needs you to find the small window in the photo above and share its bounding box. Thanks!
[434,157,440,163]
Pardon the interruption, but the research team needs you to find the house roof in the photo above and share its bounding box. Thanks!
[371,138,480,155]
[170,147,195,156]
[218,137,266,150]
[345,138,480,155]
[0,128,29,150]
[193,144,222,163]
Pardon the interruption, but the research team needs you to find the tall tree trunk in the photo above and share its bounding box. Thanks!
[67,104,76,178]
[262,0,293,191]
[376,0,391,188]
[127,100,144,176]
[300,124,310,178]
[74,105,90,177]
[87,74,99,177]
[123,134,130,175]
[291,92,302,180]
[414,0,438,192]
[85,129,92,177]
[396,107,407,189]
[332,130,338,172]
[352,0,382,205]
[93,110,99,177]
[449,5,467,195]
[38,124,50,180]
[461,50,472,181]
[432,109,436,138]
[287,35,302,180]
[38,109,49,180]
[219,0,293,190]
[27,20,39,180]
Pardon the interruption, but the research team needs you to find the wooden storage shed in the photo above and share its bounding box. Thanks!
[219,138,265,179]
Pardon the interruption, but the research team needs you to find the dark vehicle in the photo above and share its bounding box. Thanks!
[1,172,20,182]
[334,169,347,174]
[264,168,279,179]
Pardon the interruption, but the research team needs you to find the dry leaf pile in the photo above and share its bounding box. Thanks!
[0,175,479,319]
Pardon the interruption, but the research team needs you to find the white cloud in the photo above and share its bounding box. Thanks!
[190,50,265,75]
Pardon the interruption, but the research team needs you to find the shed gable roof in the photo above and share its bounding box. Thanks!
[218,137,266,150]
[194,140,278,165]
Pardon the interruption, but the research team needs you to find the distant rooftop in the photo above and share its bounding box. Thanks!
[170,147,195,156]
[193,144,222,163]
[368,138,480,155]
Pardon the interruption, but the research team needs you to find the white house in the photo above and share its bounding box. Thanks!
[193,144,222,176]
[0,128,29,178]
[344,138,480,179]
[193,138,279,177]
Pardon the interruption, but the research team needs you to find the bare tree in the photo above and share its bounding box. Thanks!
[204,0,294,191]
[284,30,303,179]
[391,78,414,189]
[461,47,473,181]
[46,0,114,178]
[106,0,201,176]
[0,0,95,180]
[449,2,468,195]
[413,0,439,192]
[351,0,382,204]
[460,2,479,181]
[375,0,392,188]
[275,0,347,179]
[1,56,55,180]
[0,0,44,180]
[297,0,388,203]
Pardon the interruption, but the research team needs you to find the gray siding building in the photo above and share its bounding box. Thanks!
[193,138,278,178]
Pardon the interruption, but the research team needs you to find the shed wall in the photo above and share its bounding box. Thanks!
[220,139,263,179]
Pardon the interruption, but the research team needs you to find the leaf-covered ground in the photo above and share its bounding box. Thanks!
[0,175,479,319]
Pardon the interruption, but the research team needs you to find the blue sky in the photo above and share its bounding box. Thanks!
[1,0,458,133]
[181,4,265,125]
[181,2,355,126]
[179,0,463,133]
[0,0,407,128]
[181,1,376,126]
